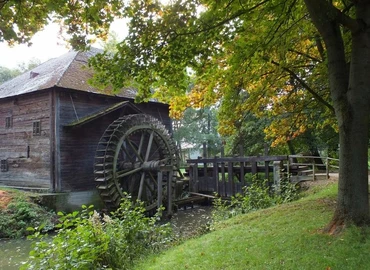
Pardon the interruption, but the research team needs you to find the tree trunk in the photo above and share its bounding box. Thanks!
[304,0,370,228]
[335,102,369,226]
[334,14,370,226]
[287,140,298,163]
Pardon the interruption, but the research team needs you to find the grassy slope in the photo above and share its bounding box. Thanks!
[136,183,370,270]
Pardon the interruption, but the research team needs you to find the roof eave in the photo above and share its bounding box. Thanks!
[63,101,142,128]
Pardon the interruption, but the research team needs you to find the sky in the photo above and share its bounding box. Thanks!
[0,20,127,70]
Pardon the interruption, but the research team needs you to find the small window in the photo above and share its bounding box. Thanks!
[5,116,12,128]
[33,121,41,136]
[0,160,8,172]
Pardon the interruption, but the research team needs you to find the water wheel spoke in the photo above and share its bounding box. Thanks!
[147,171,158,186]
[144,131,154,162]
[137,172,146,201]
[145,200,158,211]
[143,176,156,193]
[120,144,136,163]
[127,139,144,163]
[115,167,142,179]
[128,174,138,195]
[136,133,145,161]
[148,147,160,162]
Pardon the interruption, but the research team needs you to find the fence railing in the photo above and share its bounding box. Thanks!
[284,155,339,183]
[186,155,339,198]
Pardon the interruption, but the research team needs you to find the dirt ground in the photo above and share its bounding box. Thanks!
[0,190,13,210]
[298,174,338,190]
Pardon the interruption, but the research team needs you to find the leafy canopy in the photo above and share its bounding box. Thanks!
[89,0,336,146]
[0,0,125,49]
[0,0,338,147]
[173,106,222,157]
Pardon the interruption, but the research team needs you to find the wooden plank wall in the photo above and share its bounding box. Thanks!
[58,90,172,191]
[58,90,121,191]
[135,102,172,133]
[0,91,51,188]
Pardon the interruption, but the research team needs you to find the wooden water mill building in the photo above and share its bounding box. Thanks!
[0,48,173,211]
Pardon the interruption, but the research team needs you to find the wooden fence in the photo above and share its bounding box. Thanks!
[186,155,339,198]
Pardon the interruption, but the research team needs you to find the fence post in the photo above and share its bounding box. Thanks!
[157,171,163,213]
[273,161,281,191]
[287,156,290,177]
[194,161,199,192]
[213,156,219,194]
[240,159,245,187]
[228,161,234,196]
[167,169,173,216]
[312,161,315,181]
[326,157,329,180]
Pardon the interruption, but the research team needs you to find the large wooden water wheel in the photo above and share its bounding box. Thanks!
[94,114,177,211]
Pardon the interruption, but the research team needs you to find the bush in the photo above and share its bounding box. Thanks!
[22,194,173,270]
[0,190,56,238]
[275,176,299,204]
[212,177,298,223]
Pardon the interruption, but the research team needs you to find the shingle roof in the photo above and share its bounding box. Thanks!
[0,48,137,99]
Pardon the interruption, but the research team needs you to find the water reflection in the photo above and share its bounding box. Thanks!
[0,238,32,270]
[169,205,213,238]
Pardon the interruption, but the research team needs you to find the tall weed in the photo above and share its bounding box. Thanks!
[22,194,173,270]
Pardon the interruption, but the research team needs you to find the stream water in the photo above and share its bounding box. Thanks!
[0,238,33,270]
[0,206,213,269]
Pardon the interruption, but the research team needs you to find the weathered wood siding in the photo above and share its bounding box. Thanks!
[57,89,172,191]
[135,102,172,133]
[0,91,51,188]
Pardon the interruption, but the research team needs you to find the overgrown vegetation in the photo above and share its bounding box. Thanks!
[0,189,56,239]
[18,178,299,269]
[212,177,299,222]
[22,194,173,270]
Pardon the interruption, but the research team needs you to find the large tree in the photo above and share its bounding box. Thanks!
[303,0,370,229]
[173,106,222,159]
[89,0,369,229]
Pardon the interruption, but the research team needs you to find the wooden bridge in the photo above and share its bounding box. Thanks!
[155,154,339,216]
[184,155,339,198]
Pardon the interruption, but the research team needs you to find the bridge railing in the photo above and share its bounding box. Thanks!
[186,155,339,198]
[283,155,339,183]
[186,156,287,197]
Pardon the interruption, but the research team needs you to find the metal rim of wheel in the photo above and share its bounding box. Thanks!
[94,114,177,211]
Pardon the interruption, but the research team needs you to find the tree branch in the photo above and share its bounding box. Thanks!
[288,49,322,63]
[0,0,8,11]
[329,3,362,33]
[304,0,349,107]
[270,59,335,113]
[314,35,326,61]
[175,0,271,37]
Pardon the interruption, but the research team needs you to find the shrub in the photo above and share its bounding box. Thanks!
[22,194,173,270]
[0,190,56,238]
[212,176,298,223]
[275,176,299,203]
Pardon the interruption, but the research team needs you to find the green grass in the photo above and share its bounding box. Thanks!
[135,183,370,270]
